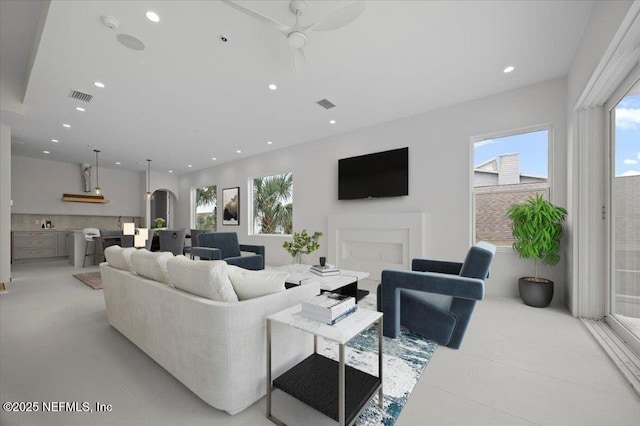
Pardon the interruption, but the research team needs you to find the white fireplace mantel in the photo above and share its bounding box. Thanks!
[328,213,426,282]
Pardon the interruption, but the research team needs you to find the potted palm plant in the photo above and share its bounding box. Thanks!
[506,194,567,307]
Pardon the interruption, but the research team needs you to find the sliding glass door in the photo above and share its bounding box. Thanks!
[607,68,640,353]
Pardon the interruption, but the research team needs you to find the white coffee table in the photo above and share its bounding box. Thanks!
[266,304,383,426]
[275,265,370,301]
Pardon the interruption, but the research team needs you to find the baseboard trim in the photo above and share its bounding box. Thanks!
[581,318,640,397]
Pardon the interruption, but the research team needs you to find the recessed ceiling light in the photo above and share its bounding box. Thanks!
[43,150,50,154]
[211,157,217,160]
[268,84,277,90]
[168,170,173,173]
[51,139,59,143]
[267,141,273,145]
[329,120,336,124]
[187,164,193,168]
[236,150,242,154]
[94,81,105,88]
[115,162,121,165]
[76,107,85,112]
[62,123,71,128]
[503,66,515,73]
[146,11,160,23]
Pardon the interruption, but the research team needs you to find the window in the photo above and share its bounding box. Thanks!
[473,129,549,246]
[608,76,640,348]
[193,186,217,231]
[251,172,293,235]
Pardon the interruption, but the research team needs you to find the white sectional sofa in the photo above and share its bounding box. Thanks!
[100,247,320,415]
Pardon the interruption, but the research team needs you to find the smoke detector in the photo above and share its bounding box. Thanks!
[101,15,120,30]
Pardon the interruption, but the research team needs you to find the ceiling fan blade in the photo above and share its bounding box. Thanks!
[293,48,307,77]
[305,1,365,32]
[221,0,291,34]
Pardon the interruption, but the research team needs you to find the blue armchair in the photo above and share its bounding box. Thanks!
[190,232,265,270]
[377,241,496,349]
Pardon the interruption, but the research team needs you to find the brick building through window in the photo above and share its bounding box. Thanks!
[473,130,549,246]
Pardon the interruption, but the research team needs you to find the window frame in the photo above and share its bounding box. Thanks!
[191,185,218,231]
[470,124,554,249]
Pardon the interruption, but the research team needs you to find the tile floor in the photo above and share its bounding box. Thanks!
[0,259,638,425]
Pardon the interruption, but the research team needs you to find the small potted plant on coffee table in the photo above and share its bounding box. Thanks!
[282,229,323,265]
[506,194,567,308]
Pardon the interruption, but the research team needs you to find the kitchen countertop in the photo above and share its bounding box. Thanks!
[12,228,80,232]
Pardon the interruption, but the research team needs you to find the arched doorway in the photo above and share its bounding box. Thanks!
[150,189,178,228]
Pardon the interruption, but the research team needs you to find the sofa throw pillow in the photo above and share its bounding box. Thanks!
[167,256,239,302]
[227,265,288,301]
[130,249,173,285]
[104,246,136,272]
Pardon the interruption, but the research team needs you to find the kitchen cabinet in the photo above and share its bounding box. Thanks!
[11,231,72,261]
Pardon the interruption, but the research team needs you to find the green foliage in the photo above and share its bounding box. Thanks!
[196,214,216,231]
[506,194,567,279]
[253,173,293,234]
[196,186,217,209]
[282,229,323,258]
[154,217,166,228]
[195,186,217,231]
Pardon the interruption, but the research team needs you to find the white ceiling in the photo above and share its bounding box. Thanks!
[3,0,595,174]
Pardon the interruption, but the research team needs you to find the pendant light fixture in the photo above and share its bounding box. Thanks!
[145,159,152,200]
[93,149,102,196]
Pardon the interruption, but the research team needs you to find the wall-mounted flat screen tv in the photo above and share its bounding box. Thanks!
[338,147,409,200]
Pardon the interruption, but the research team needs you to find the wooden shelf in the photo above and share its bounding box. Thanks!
[61,193,109,204]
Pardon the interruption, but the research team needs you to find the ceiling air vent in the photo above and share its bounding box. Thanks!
[316,99,336,110]
[69,90,93,102]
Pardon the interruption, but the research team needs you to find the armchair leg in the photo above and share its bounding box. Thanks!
[380,284,401,338]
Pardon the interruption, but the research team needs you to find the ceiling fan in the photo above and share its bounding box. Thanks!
[222,0,365,72]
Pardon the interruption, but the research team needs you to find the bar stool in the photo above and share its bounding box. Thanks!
[82,228,100,267]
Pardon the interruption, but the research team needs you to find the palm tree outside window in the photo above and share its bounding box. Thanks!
[194,185,217,231]
[252,173,293,234]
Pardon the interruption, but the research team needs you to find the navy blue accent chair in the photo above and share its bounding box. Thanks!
[377,241,496,349]
[191,232,265,270]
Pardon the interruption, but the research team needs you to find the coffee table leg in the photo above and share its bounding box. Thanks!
[339,343,345,426]
[267,318,272,418]
[378,317,383,407]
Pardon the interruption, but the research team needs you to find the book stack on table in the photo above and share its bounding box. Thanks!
[310,264,340,277]
[301,293,357,325]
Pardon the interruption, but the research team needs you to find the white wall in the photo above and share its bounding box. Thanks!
[11,156,145,217]
[177,77,568,303]
[149,170,180,201]
[0,125,11,285]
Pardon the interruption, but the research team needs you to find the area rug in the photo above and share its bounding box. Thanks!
[72,272,103,290]
[316,294,437,425]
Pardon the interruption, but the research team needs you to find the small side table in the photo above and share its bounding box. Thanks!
[267,305,383,426]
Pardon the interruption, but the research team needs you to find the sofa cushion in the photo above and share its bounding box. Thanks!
[104,245,136,272]
[167,256,239,302]
[130,249,173,285]
[227,265,287,301]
